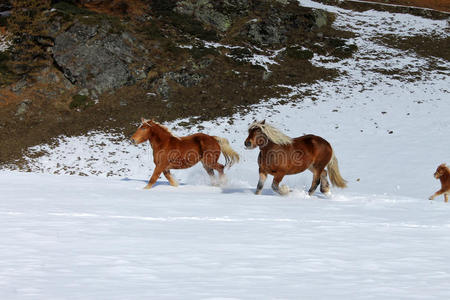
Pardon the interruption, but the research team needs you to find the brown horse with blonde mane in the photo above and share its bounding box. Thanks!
[131,118,239,189]
[429,163,450,202]
[244,120,347,196]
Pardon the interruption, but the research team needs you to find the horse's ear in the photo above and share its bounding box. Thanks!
[261,119,266,124]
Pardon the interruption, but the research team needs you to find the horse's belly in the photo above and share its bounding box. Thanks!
[263,158,309,175]
[168,159,199,169]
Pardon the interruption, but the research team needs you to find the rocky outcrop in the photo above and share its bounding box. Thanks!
[174,0,330,46]
[52,21,152,97]
[150,58,213,100]
[240,2,329,46]
[175,0,250,32]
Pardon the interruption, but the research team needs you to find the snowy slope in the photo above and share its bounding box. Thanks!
[1,171,450,299]
[1,1,450,299]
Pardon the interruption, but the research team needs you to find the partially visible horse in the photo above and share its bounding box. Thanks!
[244,120,347,196]
[131,118,239,189]
[429,163,450,202]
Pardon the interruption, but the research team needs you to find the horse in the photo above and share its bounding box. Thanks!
[131,118,240,189]
[244,120,347,196]
[429,163,450,202]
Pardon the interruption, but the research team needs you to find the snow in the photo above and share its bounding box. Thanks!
[0,35,9,52]
[2,171,450,299]
[202,41,284,72]
[1,1,450,298]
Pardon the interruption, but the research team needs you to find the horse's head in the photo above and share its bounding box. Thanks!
[434,163,449,179]
[245,120,268,149]
[131,118,154,144]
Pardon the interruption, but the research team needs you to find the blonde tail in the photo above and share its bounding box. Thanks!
[214,136,240,168]
[327,151,347,188]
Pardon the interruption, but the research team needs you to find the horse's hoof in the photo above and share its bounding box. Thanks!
[255,190,262,195]
[143,185,152,190]
[279,185,290,196]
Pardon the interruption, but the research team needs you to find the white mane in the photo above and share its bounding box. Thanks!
[249,121,293,145]
[142,119,179,138]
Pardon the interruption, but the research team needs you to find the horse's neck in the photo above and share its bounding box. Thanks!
[440,171,450,183]
[259,138,275,150]
[148,125,174,149]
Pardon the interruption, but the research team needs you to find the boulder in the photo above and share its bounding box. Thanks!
[52,21,152,95]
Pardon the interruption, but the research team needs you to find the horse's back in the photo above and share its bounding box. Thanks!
[293,134,331,151]
[292,134,333,165]
[180,133,220,151]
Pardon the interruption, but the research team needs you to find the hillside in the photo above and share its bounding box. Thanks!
[0,0,357,167]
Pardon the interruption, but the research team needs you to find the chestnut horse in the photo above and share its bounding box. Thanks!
[244,120,347,196]
[429,163,450,202]
[131,118,239,189]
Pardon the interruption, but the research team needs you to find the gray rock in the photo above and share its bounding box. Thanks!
[53,22,153,95]
[156,77,170,99]
[313,9,328,28]
[11,78,28,93]
[15,99,32,116]
[168,70,206,88]
[246,20,287,45]
[152,70,207,100]
[239,3,330,47]
[175,1,232,32]
[79,88,89,96]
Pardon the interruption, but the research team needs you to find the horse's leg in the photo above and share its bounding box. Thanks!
[255,171,267,195]
[429,189,444,200]
[214,163,227,185]
[308,168,322,196]
[202,162,217,186]
[445,193,448,203]
[320,169,331,195]
[272,174,289,196]
[144,164,165,189]
[163,170,178,187]
[206,159,226,185]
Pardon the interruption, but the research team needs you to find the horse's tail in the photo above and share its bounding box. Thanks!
[327,150,347,188]
[214,136,240,168]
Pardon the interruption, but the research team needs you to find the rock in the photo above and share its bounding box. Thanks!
[313,9,328,28]
[53,21,153,95]
[175,0,252,33]
[152,69,207,100]
[168,70,205,88]
[245,20,286,45]
[15,99,32,116]
[79,88,89,96]
[237,2,331,47]
[11,78,28,93]
[175,1,232,32]
[155,77,170,99]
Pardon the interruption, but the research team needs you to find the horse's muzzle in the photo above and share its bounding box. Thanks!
[244,140,252,149]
